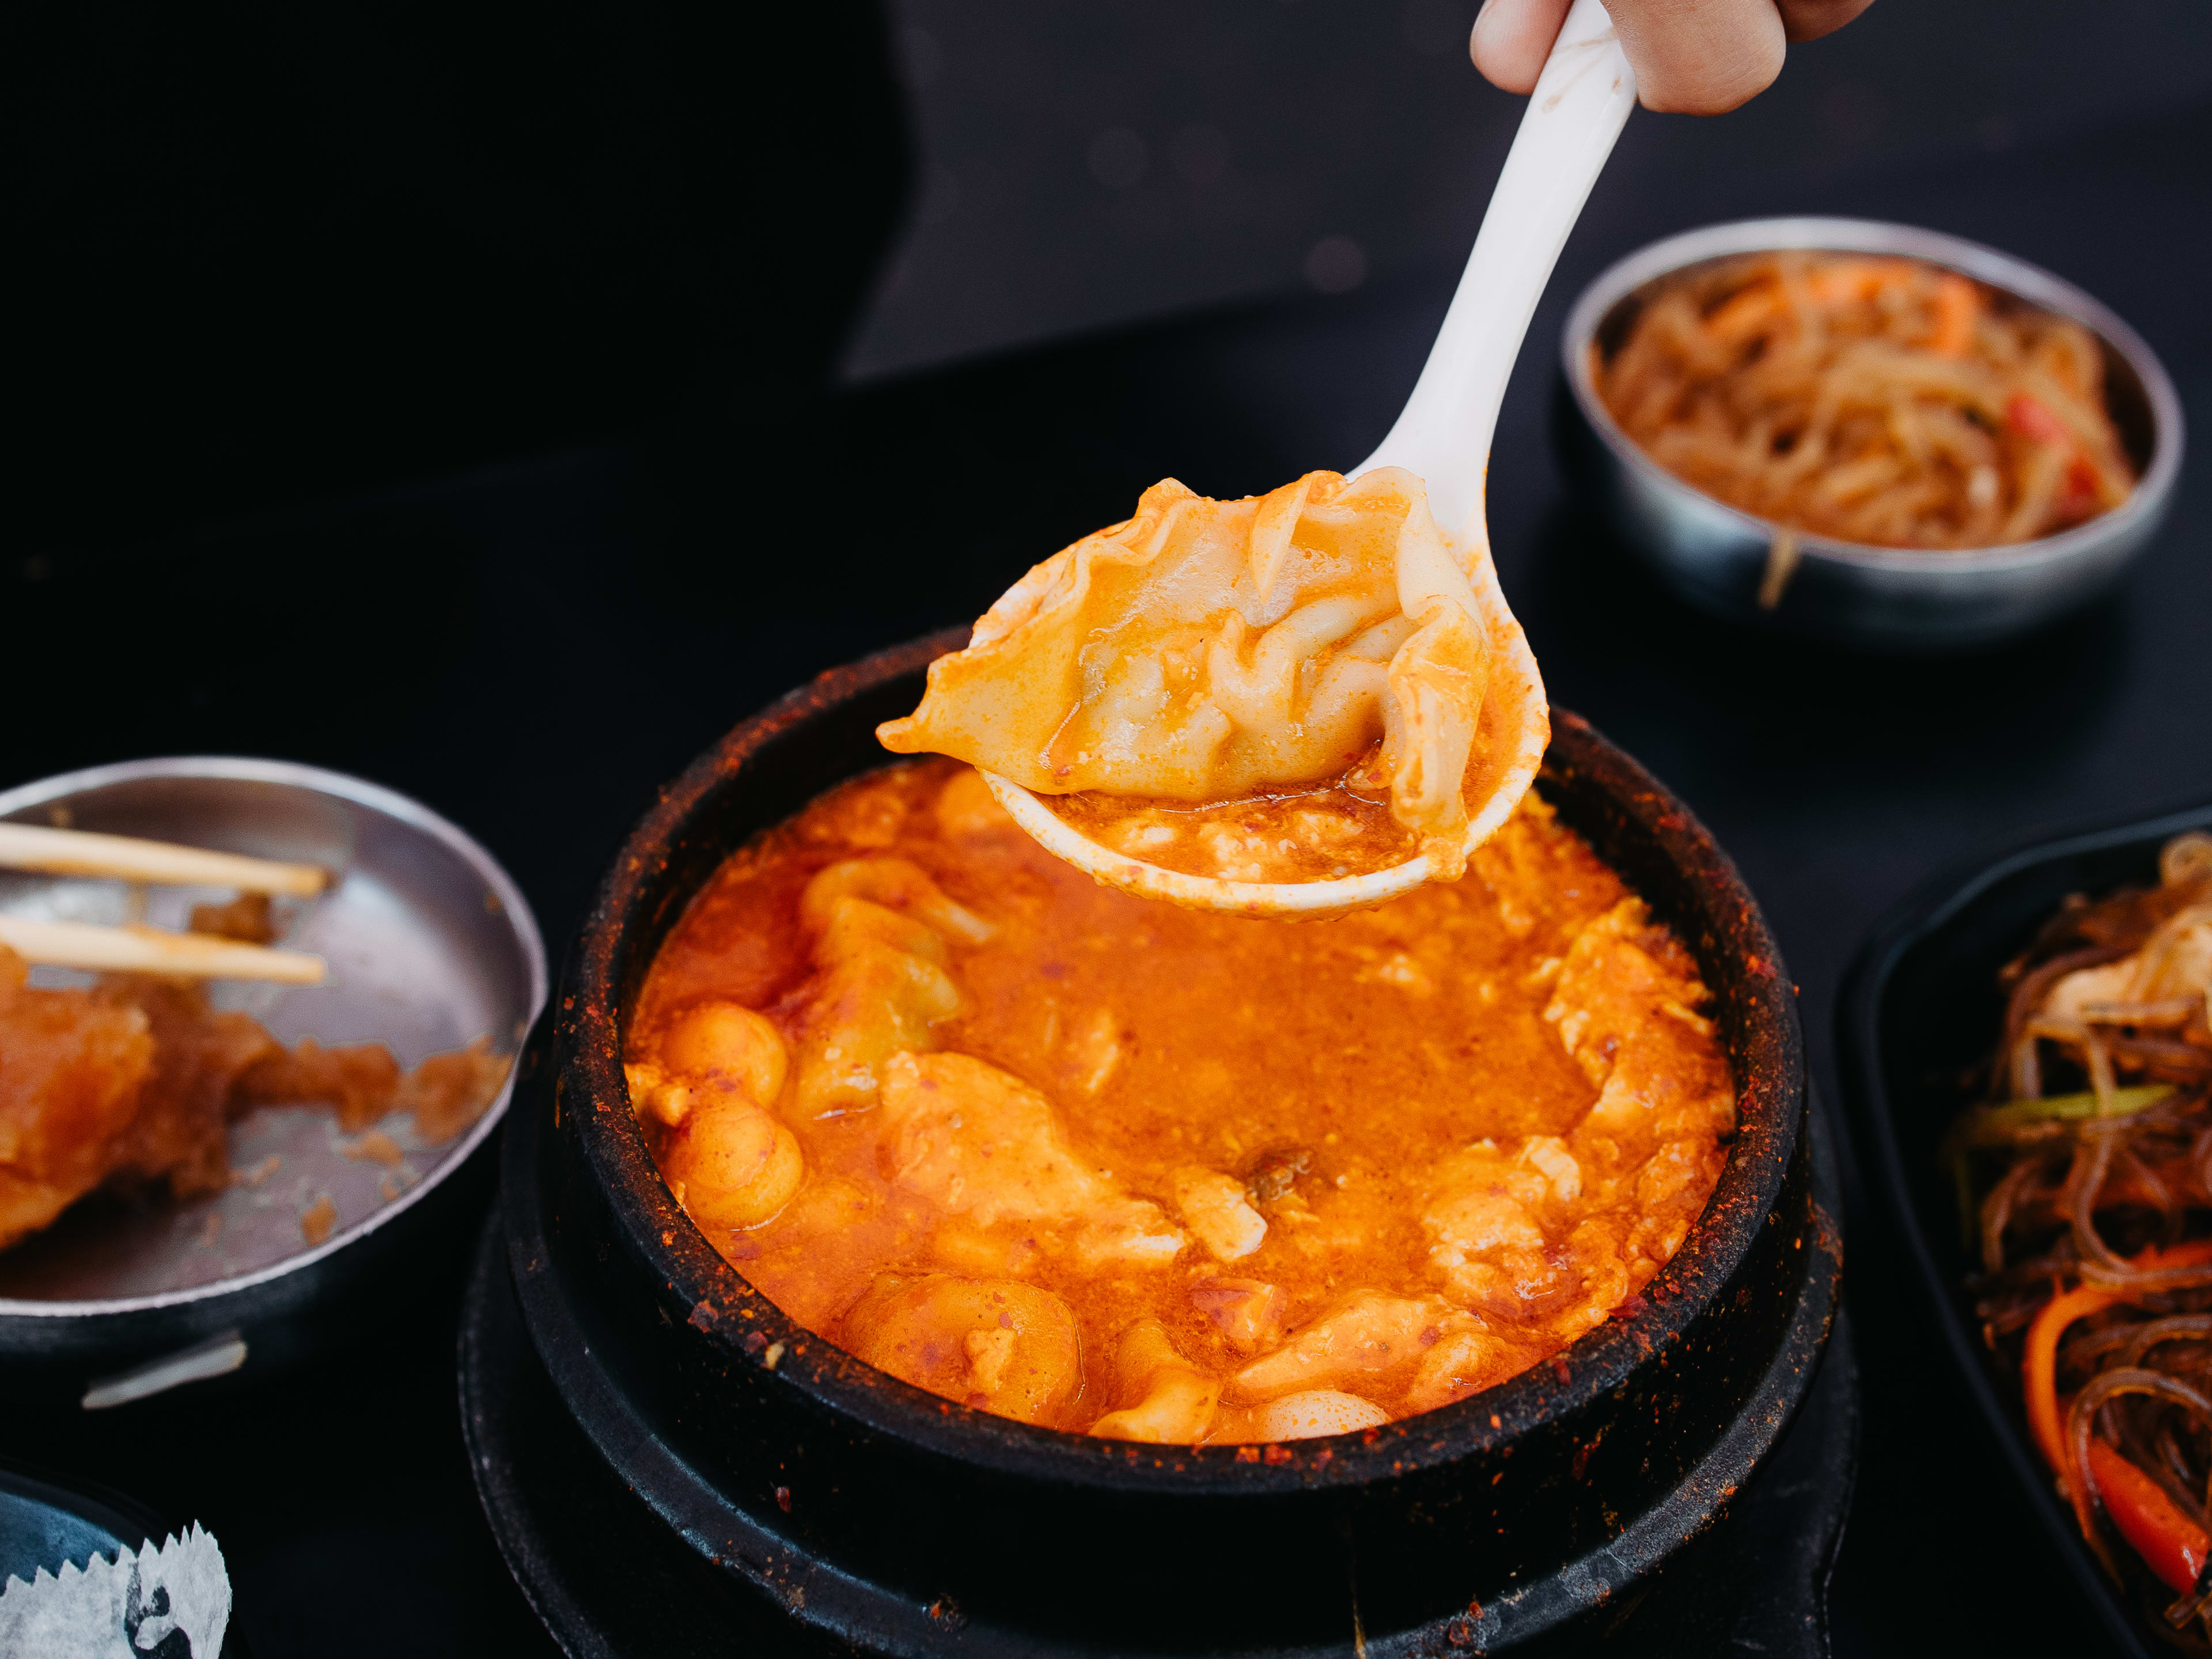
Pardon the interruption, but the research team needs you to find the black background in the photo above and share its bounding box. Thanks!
[6,1,2211,1652]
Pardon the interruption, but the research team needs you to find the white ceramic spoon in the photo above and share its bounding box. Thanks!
[986,0,1638,917]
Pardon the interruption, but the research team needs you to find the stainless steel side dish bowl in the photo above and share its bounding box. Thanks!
[1558,217,2184,652]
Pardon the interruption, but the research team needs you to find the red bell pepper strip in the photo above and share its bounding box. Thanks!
[2006,391,2071,446]
[2085,1439,2210,1596]
[2025,1281,2119,1476]
[2021,1242,2212,1587]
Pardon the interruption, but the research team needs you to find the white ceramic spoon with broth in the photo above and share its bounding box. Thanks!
[984,0,1637,917]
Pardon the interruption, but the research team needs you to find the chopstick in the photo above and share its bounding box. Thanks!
[0,918,327,984]
[0,824,329,896]
[0,825,332,983]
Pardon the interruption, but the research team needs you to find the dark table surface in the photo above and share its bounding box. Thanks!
[6,90,2209,1658]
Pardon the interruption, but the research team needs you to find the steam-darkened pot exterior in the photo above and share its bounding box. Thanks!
[503,632,1833,1654]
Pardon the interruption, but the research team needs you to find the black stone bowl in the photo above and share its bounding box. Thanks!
[497,631,1836,1655]
[1839,796,2212,1659]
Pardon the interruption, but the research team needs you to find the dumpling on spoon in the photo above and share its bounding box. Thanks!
[877,467,1548,915]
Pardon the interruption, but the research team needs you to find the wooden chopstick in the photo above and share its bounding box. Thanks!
[0,918,327,984]
[0,824,329,896]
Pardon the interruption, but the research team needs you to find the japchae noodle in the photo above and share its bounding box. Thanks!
[1599,251,2137,550]
[1948,830,2212,1637]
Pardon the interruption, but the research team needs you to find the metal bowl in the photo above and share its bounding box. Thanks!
[0,757,546,1404]
[483,631,1840,1656]
[1557,217,2185,652]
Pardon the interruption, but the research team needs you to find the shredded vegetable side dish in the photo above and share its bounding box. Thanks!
[1599,252,2137,550]
[1948,831,2212,1634]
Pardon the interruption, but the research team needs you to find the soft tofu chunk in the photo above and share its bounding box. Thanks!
[1190,1277,1288,1353]
[1210,1390,1391,1443]
[1089,1320,1222,1442]
[1172,1166,1267,1260]
[1543,899,1734,1139]
[878,1052,1184,1263]
[1231,1289,1453,1401]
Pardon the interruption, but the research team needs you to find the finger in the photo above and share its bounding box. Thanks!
[1775,0,1877,43]
[1468,0,1574,96]
[1605,0,1787,114]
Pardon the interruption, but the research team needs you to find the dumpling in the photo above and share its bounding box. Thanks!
[878,468,1497,878]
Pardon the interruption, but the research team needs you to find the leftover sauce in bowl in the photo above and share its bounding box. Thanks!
[1043,774,1419,884]
[0,916,510,1256]
[628,759,1733,1443]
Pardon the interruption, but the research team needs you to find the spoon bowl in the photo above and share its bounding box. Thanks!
[979,536,1550,918]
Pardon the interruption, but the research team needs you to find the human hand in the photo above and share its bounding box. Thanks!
[1470,0,1876,115]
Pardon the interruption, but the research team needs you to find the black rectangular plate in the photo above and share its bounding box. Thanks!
[1839,796,2212,1659]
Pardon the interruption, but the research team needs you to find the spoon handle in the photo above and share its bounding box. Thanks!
[1356,0,1636,546]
